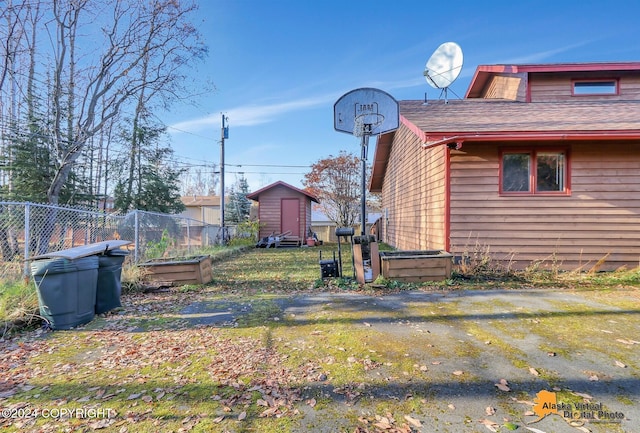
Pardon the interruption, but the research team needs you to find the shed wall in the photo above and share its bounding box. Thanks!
[380,124,448,250]
[256,185,310,239]
[448,141,640,270]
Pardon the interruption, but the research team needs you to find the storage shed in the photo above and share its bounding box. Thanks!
[371,62,640,271]
[247,181,319,246]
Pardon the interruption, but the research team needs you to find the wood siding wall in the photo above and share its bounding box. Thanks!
[380,124,448,250]
[529,72,640,102]
[449,141,640,270]
[181,207,220,225]
[256,185,310,239]
[483,73,528,101]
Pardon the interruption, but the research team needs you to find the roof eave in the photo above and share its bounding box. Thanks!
[422,131,640,149]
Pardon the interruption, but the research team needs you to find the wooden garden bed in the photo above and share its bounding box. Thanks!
[379,250,453,282]
[138,255,213,285]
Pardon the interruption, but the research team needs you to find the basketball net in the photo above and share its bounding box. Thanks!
[353,113,385,137]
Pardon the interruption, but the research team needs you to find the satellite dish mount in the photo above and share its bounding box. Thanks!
[423,42,464,103]
[334,88,399,236]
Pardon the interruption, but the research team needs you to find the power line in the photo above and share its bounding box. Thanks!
[226,163,311,168]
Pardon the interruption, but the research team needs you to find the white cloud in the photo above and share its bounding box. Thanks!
[169,93,338,133]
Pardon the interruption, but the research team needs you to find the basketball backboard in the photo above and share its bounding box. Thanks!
[334,88,399,136]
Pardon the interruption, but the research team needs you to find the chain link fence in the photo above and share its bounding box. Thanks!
[0,202,224,282]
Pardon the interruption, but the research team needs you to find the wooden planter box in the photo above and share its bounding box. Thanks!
[138,255,213,285]
[379,250,453,282]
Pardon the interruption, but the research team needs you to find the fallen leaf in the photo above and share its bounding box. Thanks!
[306,398,317,407]
[615,360,627,368]
[504,421,519,430]
[238,411,247,421]
[448,404,456,410]
[141,395,153,403]
[452,370,463,376]
[404,415,422,427]
[529,367,539,376]
[495,379,510,392]
[486,406,496,415]
[363,322,371,327]
[478,418,499,432]
[212,416,224,423]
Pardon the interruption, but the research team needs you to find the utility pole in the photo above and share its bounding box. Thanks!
[220,114,229,244]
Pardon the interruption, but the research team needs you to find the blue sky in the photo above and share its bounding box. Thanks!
[162,0,640,193]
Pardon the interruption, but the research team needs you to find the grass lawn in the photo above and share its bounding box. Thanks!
[1,244,639,432]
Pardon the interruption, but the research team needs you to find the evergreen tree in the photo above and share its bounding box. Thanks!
[225,176,251,224]
[113,123,186,214]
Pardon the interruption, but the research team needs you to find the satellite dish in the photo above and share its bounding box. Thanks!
[424,42,463,90]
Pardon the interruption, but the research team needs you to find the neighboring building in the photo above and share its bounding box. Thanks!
[96,196,115,213]
[371,62,640,271]
[180,195,221,225]
[247,181,319,244]
[311,207,381,242]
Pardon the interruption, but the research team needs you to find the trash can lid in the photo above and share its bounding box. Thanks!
[28,240,132,261]
[30,255,99,275]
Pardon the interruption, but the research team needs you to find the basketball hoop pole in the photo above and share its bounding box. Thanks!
[360,133,368,236]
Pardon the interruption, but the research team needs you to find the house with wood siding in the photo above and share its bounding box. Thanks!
[370,62,640,271]
[180,195,221,225]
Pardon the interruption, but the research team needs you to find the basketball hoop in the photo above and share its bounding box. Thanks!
[334,88,399,237]
[353,113,385,137]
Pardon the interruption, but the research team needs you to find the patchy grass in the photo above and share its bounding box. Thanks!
[2,246,640,432]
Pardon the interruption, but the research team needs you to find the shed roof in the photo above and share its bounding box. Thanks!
[247,180,319,203]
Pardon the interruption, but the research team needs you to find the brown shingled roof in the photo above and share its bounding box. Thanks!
[400,99,640,136]
[370,98,640,192]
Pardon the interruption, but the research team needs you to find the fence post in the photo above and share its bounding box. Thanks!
[23,202,31,278]
[134,210,139,263]
[186,219,191,252]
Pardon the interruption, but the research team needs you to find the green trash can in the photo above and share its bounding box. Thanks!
[96,249,128,314]
[30,255,99,330]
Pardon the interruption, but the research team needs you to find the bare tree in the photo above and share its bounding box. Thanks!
[46,0,207,205]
